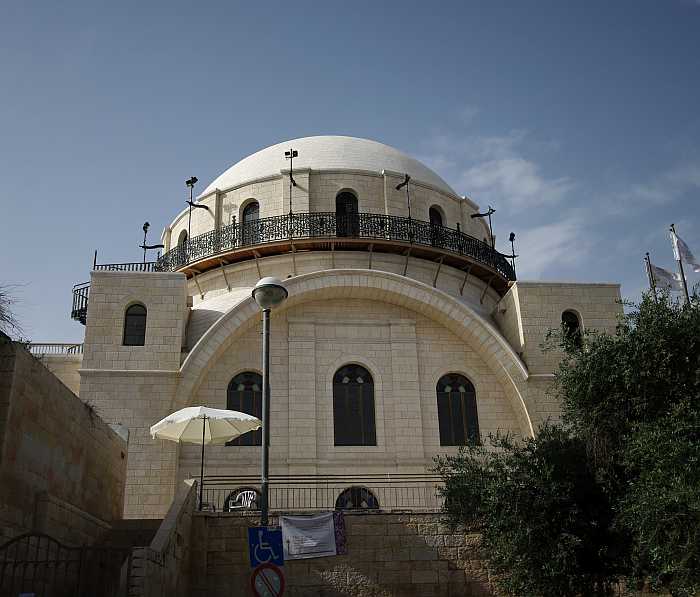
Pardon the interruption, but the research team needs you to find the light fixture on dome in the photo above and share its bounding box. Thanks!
[285,149,298,216]
[184,176,209,242]
[252,277,289,526]
[509,232,518,277]
[471,206,496,249]
[139,221,165,264]
[395,174,412,220]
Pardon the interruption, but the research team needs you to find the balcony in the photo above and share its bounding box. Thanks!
[157,211,515,288]
[71,212,516,324]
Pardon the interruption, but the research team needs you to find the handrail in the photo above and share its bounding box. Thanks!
[94,262,158,272]
[29,343,84,355]
[156,211,516,281]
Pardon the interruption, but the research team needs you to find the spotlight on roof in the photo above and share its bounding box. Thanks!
[395,174,410,191]
[509,232,515,242]
[284,150,298,159]
[185,176,198,188]
[143,221,150,233]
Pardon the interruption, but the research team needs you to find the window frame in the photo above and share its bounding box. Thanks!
[436,373,480,446]
[226,371,263,446]
[332,364,377,446]
[122,303,147,347]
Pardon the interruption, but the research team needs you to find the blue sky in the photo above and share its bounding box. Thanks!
[2,0,699,341]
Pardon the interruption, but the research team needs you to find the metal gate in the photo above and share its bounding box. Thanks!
[0,532,131,597]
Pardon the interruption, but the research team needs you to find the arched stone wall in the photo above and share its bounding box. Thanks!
[174,269,534,438]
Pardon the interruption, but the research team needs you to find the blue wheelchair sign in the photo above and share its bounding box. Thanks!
[248,526,284,568]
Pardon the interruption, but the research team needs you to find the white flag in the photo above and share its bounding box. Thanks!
[650,263,683,291]
[674,233,700,273]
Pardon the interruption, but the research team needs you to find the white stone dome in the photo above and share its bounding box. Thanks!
[201,135,457,197]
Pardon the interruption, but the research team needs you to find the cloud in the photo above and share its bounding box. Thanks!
[420,128,573,212]
[515,215,592,279]
[617,161,700,207]
[460,157,574,210]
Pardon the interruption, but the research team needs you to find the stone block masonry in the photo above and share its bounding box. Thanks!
[189,511,494,596]
[0,339,127,544]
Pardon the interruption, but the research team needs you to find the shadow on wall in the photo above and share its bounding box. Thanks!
[188,511,493,597]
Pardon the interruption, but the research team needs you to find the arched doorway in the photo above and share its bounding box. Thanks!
[336,192,359,237]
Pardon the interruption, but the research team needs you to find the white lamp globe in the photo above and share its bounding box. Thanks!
[252,277,288,310]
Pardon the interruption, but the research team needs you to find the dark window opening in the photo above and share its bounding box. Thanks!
[429,206,443,227]
[226,371,262,446]
[437,373,479,446]
[429,206,443,246]
[335,486,379,510]
[177,230,188,246]
[242,201,260,245]
[562,310,582,348]
[336,192,359,237]
[333,364,376,446]
[122,304,147,346]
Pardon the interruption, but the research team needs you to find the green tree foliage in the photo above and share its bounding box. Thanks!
[434,426,621,596]
[557,294,700,596]
[435,294,700,596]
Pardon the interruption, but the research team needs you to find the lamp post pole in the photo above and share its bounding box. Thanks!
[252,277,288,527]
[260,306,271,525]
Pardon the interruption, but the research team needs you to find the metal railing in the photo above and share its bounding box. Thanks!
[94,262,158,272]
[71,282,90,324]
[157,211,515,281]
[198,474,444,513]
[29,343,84,356]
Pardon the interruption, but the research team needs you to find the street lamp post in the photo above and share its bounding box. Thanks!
[252,277,289,526]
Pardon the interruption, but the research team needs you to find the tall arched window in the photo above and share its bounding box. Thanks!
[241,201,260,245]
[177,230,188,246]
[437,373,479,446]
[336,192,359,237]
[429,206,443,227]
[226,372,262,446]
[123,304,147,346]
[429,206,443,247]
[562,310,583,348]
[333,364,376,446]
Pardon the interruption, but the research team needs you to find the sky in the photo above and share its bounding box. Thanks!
[1,0,699,342]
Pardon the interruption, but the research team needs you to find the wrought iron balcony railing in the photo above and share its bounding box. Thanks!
[156,211,516,281]
[71,282,90,324]
[198,474,443,513]
[29,343,84,356]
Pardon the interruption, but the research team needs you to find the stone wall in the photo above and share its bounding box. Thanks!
[189,511,493,596]
[36,353,83,396]
[0,340,127,544]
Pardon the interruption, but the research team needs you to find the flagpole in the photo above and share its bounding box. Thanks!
[644,252,657,302]
[670,224,690,305]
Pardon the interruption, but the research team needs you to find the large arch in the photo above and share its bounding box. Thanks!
[173,269,535,437]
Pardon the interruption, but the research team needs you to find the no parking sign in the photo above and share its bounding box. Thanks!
[250,563,285,597]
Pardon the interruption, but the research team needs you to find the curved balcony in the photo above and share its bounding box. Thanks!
[156,212,515,291]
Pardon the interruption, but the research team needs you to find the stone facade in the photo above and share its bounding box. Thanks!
[0,340,127,544]
[189,511,492,597]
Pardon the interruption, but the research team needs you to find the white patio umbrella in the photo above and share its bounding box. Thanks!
[150,406,261,510]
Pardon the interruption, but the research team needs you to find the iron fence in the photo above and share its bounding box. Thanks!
[156,211,515,281]
[198,474,444,513]
[71,282,90,325]
[93,261,158,272]
[0,532,131,597]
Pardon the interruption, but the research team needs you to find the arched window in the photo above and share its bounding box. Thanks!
[429,206,444,247]
[224,487,260,511]
[336,192,359,237]
[226,372,262,446]
[241,201,260,245]
[122,304,147,346]
[177,229,188,246]
[333,364,376,446]
[335,486,379,510]
[562,310,582,348]
[437,374,479,446]
[429,206,443,227]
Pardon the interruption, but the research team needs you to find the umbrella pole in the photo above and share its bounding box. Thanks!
[199,415,206,511]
